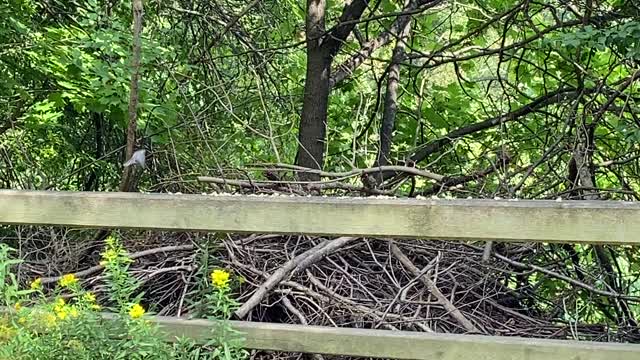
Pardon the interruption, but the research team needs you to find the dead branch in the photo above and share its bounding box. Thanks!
[467,244,638,301]
[39,244,195,285]
[390,243,482,333]
[251,163,444,181]
[197,176,395,195]
[235,237,357,319]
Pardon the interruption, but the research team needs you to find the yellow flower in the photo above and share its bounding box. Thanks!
[210,269,230,289]
[30,278,42,290]
[0,325,16,342]
[18,317,26,325]
[90,304,102,311]
[56,309,68,320]
[59,274,78,288]
[82,292,97,303]
[101,248,119,263]
[128,304,145,319]
[69,307,79,318]
[13,302,21,311]
[54,298,65,309]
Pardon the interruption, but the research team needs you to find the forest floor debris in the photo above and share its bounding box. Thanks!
[7,223,639,360]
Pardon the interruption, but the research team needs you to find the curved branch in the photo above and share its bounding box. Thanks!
[407,87,580,165]
[254,163,444,181]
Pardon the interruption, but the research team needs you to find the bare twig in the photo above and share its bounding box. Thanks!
[197,176,395,195]
[390,243,482,333]
[467,244,639,301]
[39,244,195,285]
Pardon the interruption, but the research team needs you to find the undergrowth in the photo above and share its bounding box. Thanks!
[0,235,248,360]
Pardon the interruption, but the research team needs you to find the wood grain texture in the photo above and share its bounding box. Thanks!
[1,190,640,244]
[148,317,640,360]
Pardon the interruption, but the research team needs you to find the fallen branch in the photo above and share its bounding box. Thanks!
[390,243,482,334]
[39,244,195,285]
[234,237,357,319]
[226,253,412,331]
[252,163,444,181]
[197,176,395,195]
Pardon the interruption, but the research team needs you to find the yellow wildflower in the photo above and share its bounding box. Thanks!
[69,307,79,318]
[59,274,78,288]
[13,302,21,311]
[56,309,68,320]
[0,325,16,342]
[54,298,65,311]
[90,304,102,311]
[18,317,26,325]
[101,248,119,263]
[82,292,97,303]
[128,304,145,319]
[30,278,42,290]
[210,269,230,289]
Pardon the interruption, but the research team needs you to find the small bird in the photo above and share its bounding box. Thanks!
[123,149,146,168]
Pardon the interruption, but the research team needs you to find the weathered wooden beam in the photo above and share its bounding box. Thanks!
[1,190,640,244]
[149,317,639,360]
[3,309,637,359]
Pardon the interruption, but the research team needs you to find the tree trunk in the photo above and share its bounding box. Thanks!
[119,0,144,192]
[295,0,370,181]
[572,122,636,326]
[296,0,329,182]
[373,4,412,183]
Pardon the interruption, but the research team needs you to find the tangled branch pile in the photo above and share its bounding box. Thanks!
[7,208,639,359]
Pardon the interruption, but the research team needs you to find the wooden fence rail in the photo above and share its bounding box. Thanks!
[149,316,639,360]
[2,190,640,244]
[1,190,640,359]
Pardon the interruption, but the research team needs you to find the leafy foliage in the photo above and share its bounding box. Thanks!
[0,241,247,359]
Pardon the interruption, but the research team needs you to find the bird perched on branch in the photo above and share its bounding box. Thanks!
[123,149,146,169]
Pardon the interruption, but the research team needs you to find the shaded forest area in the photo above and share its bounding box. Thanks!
[2,0,640,355]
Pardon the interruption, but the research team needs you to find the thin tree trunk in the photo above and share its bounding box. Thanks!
[81,0,144,263]
[119,0,144,192]
[573,122,636,326]
[373,4,412,183]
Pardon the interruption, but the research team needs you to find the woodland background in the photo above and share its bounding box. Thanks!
[1,0,640,352]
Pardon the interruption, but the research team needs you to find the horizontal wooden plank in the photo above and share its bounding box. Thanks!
[2,308,637,359]
[148,317,640,360]
[1,190,640,244]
